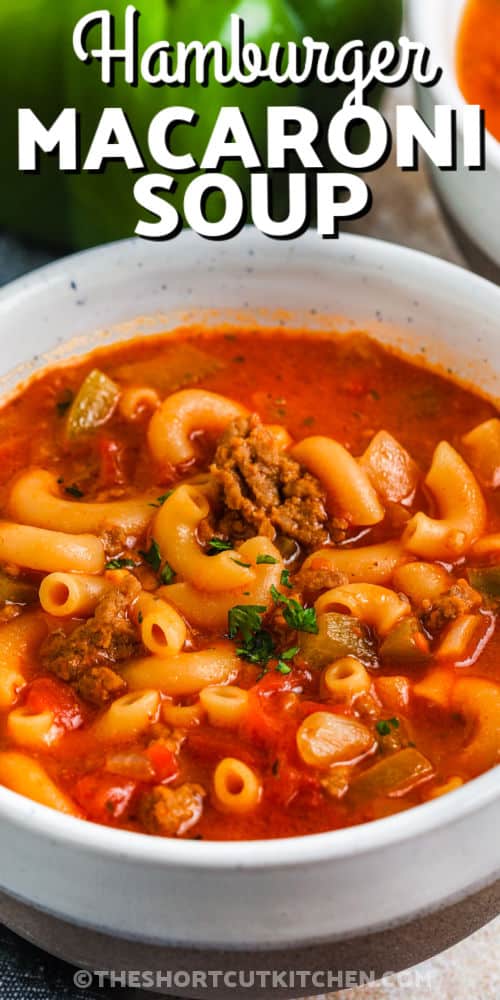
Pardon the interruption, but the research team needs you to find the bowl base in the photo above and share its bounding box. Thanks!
[0,881,498,999]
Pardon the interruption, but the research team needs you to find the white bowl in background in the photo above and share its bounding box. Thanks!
[0,230,499,992]
[407,0,500,278]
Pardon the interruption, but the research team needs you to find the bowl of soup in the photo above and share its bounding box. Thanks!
[407,0,500,281]
[0,230,498,995]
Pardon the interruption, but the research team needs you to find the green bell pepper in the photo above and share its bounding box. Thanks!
[0,0,402,248]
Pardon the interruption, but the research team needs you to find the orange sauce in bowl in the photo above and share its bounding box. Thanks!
[457,0,500,142]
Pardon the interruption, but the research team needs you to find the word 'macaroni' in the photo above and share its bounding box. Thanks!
[16,8,486,242]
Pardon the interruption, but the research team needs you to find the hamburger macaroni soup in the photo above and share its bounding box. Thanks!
[0,327,498,840]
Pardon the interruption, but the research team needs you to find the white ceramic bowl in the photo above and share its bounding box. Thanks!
[407,0,500,277]
[0,230,499,986]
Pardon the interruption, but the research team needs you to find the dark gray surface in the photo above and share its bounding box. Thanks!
[0,231,58,288]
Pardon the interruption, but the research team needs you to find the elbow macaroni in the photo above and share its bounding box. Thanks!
[9,469,155,537]
[321,657,371,703]
[451,678,500,774]
[402,442,487,559]
[148,388,248,466]
[135,592,187,657]
[0,521,105,574]
[0,751,80,816]
[290,436,384,526]
[213,757,262,813]
[200,685,249,729]
[165,536,282,629]
[39,572,111,617]
[92,690,160,744]
[121,642,240,696]
[154,484,254,592]
[302,541,411,586]
[315,583,410,637]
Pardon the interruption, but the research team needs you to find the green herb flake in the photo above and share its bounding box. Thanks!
[105,557,136,570]
[139,539,162,573]
[138,610,143,624]
[376,718,400,737]
[64,484,84,499]
[276,644,299,675]
[231,558,251,569]
[149,491,173,508]
[237,629,275,668]
[160,562,175,585]
[256,554,278,565]
[280,569,293,589]
[228,605,267,643]
[271,585,318,634]
[209,538,232,553]
[280,644,299,661]
[228,604,276,669]
[276,661,292,675]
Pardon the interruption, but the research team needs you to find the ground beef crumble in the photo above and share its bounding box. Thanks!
[210,415,330,549]
[420,579,482,635]
[40,576,142,706]
[294,565,348,603]
[139,782,205,837]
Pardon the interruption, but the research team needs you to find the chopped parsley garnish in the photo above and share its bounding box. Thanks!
[148,491,173,508]
[208,538,232,553]
[160,562,175,585]
[228,604,267,643]
[56,389,74,416]
[238,629,276,669]
[228,604,275,669]
[105,557,136,570]
[231,558,251,569]
[256,554,278,565]
[280,568,293,589]
[276,644,299,674]
[271,585,318,634]
[229,603,302,673]
[139,539,162,573]
[64,484,84,498]
[376,718,400,737]
[137,610,143,624]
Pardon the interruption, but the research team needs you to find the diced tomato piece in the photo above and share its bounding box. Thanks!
[25,677,83,731]
[145,742,178,782]
[188,726,260,767]
[240,691,283,749]
[254,669,304,697]
[240,684,301,755]
[268,757,322,808]
[74,773,139,823]
[98,435,126,486]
